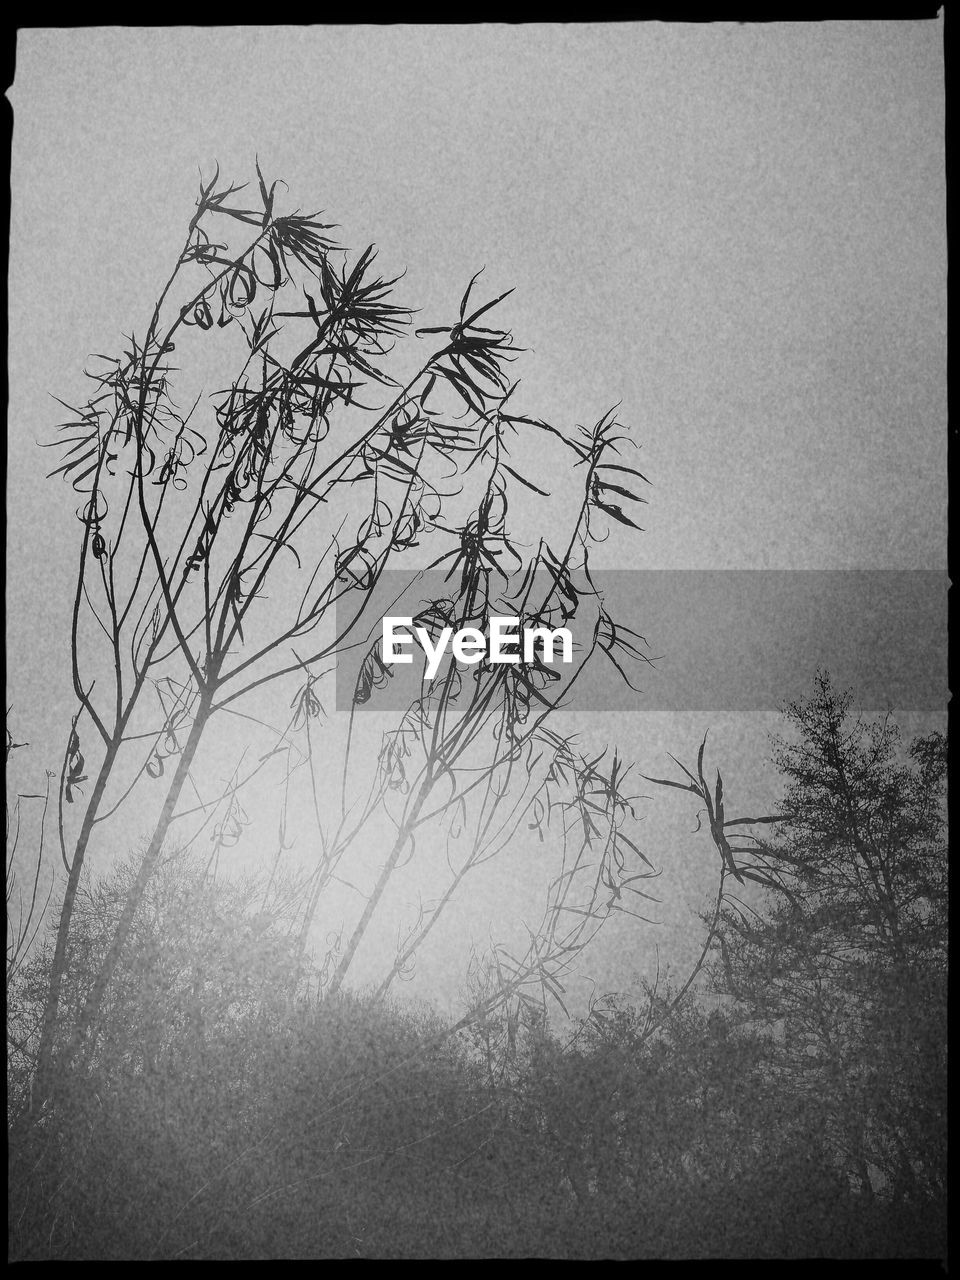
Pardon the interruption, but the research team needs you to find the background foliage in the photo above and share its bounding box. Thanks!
[8,674,946,1259]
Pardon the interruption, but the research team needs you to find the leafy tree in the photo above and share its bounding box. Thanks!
[708,673,946,1247]
[9,851,303,1108]
[18,164,655,1139]
[475,982,860,1258]
[9,851,587,1260]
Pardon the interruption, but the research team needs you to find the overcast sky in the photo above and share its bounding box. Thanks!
[7,22,946,1011]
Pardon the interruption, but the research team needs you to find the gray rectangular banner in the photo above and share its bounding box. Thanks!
[335,569,948,713]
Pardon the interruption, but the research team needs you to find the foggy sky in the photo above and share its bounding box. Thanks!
[6,22,946,1010]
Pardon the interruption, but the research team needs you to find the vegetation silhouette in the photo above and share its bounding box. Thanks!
[6,162,945,1260]
[14,165,654,1126]
[8,675,946,1258]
